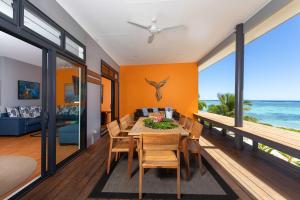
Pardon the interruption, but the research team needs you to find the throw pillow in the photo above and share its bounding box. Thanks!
[152,107,159,113]
[19,106,32,118]
[30,106,41,118]
[142,108,149,116]
[69,106,79,115]
[6,107,20,118]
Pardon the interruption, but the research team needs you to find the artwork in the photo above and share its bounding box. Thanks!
[65,76,80,103]
[145,77,169,101]
[18,80,40,100]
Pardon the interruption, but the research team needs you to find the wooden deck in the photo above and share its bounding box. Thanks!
[194,111,300,158]
[21,135,110,200]
[19,120,300,200]
[200,127,300,200]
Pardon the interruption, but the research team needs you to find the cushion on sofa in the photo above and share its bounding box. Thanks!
[19,106,33,118]
[6,107,20,118]
[30,106,41,118]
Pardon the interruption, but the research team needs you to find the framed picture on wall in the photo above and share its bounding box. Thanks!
[18,80,40,100]
[65,84,78,103]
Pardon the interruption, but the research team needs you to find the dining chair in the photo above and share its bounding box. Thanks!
[120,115,132,132]
[138,132,181,199]
[125,113,135,126]
[106,120,134,175]
[178,114,187,127]
[184,117,193,132]
[188,121,204,173]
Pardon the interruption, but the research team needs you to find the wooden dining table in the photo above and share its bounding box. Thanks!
[127,117,190,178]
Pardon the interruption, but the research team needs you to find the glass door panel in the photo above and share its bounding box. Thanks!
[56,56,81,164]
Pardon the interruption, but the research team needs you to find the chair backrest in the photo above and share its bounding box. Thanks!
[125,114,133,124]
[184,117,193,132]
[119,116,128,130]
[179,115,187,126]
[141,132,180,151]
[190,121,203,140]
[107,120,121,137]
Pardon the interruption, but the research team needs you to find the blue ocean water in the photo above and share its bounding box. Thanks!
[202,100,300,130]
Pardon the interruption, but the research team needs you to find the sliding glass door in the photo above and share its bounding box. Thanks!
[55,56,82,164]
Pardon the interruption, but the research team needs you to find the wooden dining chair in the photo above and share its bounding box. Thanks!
[188,121,204,173]
[184,117,193,132]
[138,132,181,199]
[120,115,132,132]
[106,120,134,175]
[125,113,135,126]
[179,114,187,127]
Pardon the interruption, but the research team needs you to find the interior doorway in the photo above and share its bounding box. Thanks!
[101,77,113,128]
[100,60,119,134]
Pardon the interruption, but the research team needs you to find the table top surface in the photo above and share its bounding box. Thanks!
[128,117,189,136]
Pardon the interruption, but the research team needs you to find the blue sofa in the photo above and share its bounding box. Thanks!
[0,113,41,136]
[57,124,79,145]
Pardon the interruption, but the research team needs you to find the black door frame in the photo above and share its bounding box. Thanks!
[0,0,87,199]
[101,60,119,123]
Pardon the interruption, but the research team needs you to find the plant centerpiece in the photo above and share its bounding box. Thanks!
[143,114,178,130]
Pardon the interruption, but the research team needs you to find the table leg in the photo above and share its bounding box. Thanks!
[128,136,134,178]
[182,137,190,178]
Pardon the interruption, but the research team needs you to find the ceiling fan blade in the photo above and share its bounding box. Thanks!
[148,34,155,44]
[127,21,149,29]
[161,25,186,32]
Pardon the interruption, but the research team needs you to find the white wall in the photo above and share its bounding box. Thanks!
[28,0,120,146]
[0,56,42,113]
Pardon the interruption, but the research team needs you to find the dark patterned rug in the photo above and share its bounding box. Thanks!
[89,155,237,199]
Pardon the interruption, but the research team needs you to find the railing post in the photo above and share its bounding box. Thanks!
[235,24,244,150]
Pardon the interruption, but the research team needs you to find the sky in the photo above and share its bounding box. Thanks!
[199,14,300,101]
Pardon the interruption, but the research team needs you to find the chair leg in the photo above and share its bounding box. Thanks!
[177,167,181,199]
[115,152,119,161]
[199,152,205,175]
[139,166,143,199]
[107,140,112,175]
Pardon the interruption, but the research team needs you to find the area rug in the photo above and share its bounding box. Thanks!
[90,156,237,199]
[0,156,37,196]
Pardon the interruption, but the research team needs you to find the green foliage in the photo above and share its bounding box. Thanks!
[198,100,207,111]
[258,143,273,153]
[207,93,256,121]
[280,127,300,133]
[143,118,178,129]
[243,116,258,123]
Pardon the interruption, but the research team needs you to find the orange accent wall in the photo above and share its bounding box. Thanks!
[120,63,198,117]
[56,68,79,106]
[101,77,112,112]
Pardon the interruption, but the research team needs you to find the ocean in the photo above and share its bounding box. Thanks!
[202,100,300,130]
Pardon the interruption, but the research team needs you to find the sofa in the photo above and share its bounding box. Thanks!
[134,108,180,121]
[57,124,79,145]
[0,113,41,136]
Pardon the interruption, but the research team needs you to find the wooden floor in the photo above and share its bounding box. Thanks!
[0,133,78,199]
[21,134,110,200]
[200,127,300,200]
[16,128,300,200]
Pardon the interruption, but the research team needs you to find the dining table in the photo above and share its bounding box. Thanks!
[127,117,190,178]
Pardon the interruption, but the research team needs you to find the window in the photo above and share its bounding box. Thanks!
[0,0,13,19]
[23,8,61,46]
[244,14,300,167]
[198,51,235,116]
[65,36,85,59]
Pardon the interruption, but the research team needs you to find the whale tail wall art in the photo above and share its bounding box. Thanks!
[145,77,169,101]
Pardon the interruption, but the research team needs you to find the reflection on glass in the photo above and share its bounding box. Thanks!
[56,56,81,164]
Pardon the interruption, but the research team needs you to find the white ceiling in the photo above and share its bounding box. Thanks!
[0,31,42,66]
[57,0,270,65]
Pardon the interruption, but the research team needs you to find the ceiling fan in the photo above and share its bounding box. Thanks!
[127,18,185,44]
